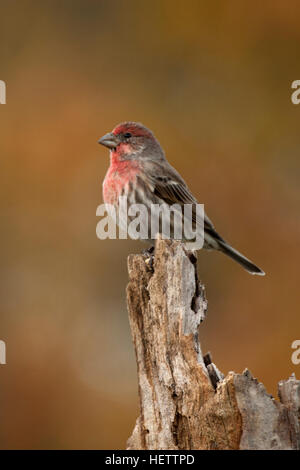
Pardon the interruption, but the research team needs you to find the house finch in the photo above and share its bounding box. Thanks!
[99,122,265,275]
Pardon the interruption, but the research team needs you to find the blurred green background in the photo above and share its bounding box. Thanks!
[0,0,300,449]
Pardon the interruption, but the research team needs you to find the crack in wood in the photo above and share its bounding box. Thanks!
[126,237,300,450]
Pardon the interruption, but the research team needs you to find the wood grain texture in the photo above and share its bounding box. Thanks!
[126,237,300,450]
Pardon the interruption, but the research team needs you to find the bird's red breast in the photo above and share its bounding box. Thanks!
[103,151,140,205]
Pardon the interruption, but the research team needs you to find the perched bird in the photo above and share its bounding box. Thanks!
[99,122,265,275]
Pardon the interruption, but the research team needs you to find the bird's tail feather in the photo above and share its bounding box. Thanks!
[218,240,265,276]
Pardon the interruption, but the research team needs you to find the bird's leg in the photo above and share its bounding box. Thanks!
[142,245,155,256]
[142,245,155,271]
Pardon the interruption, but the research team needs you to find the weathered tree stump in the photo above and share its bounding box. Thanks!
[126,237,300,450]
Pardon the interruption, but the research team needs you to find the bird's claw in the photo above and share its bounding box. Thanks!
[143,245,155,271]
[144,256,154,271]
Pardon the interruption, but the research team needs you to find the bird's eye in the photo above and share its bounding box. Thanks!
[124,132,132,139]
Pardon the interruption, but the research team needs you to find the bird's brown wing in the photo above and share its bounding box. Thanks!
[142,160,223,240]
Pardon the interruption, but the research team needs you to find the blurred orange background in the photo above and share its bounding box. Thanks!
[0,0,300,449]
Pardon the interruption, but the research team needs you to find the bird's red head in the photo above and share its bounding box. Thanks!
[112,122,154,139]
[98,122,164,161]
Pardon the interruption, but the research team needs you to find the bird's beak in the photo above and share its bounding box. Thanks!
[98,132,118,149]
